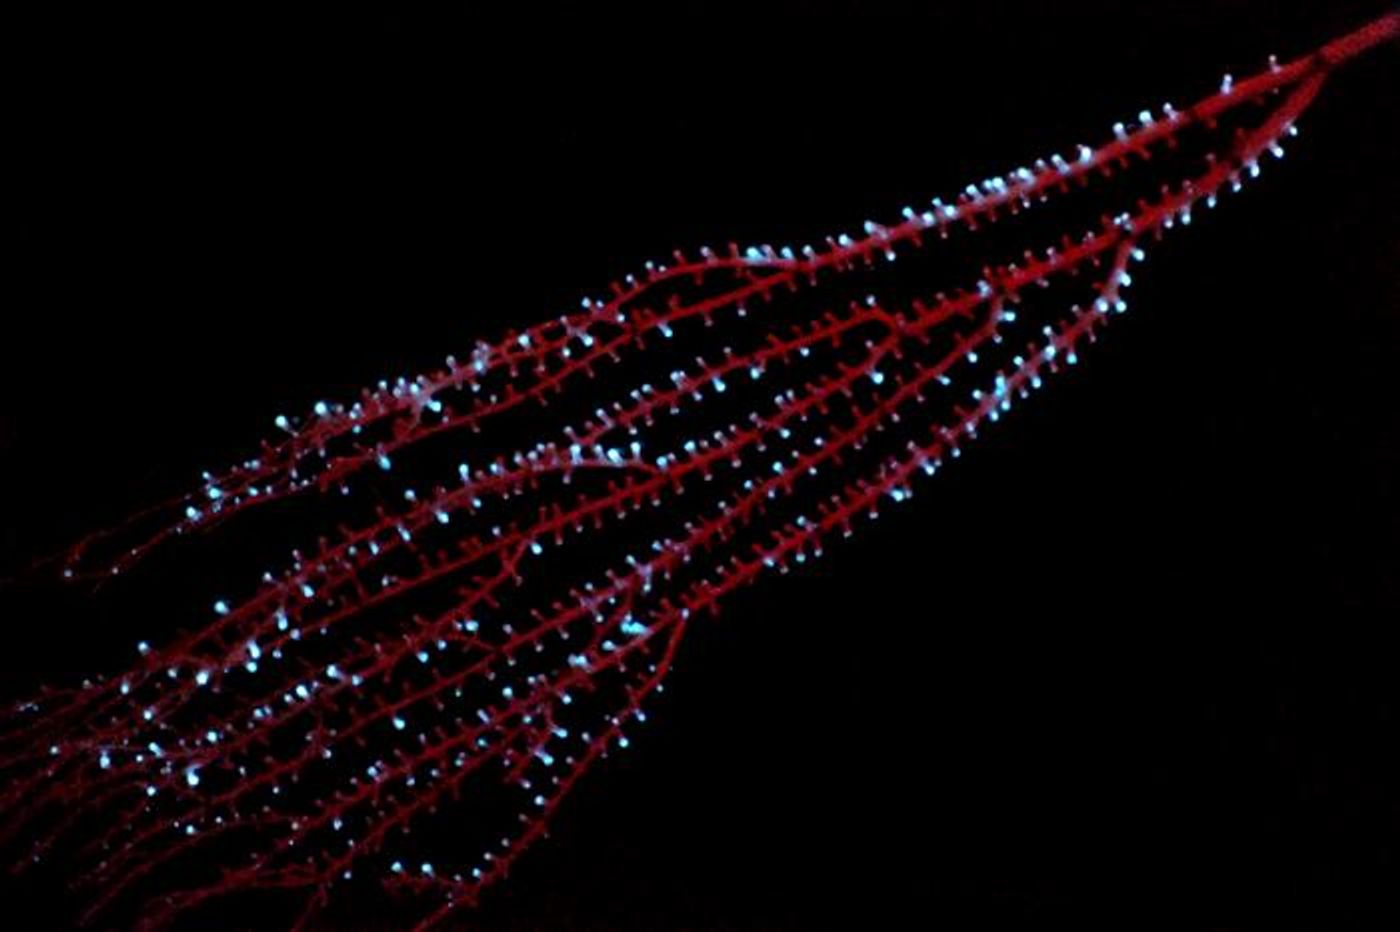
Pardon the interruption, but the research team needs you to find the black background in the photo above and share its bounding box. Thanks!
[3,2,1397,928]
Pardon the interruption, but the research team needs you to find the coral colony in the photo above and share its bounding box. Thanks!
[2,13,1393,931]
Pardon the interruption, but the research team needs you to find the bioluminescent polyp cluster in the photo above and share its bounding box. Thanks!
[1,14,1393,931]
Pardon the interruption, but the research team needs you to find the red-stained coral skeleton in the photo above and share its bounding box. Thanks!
[2,13,1394,931]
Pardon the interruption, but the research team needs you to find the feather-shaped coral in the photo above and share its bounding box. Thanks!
[2,12,1394,930]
